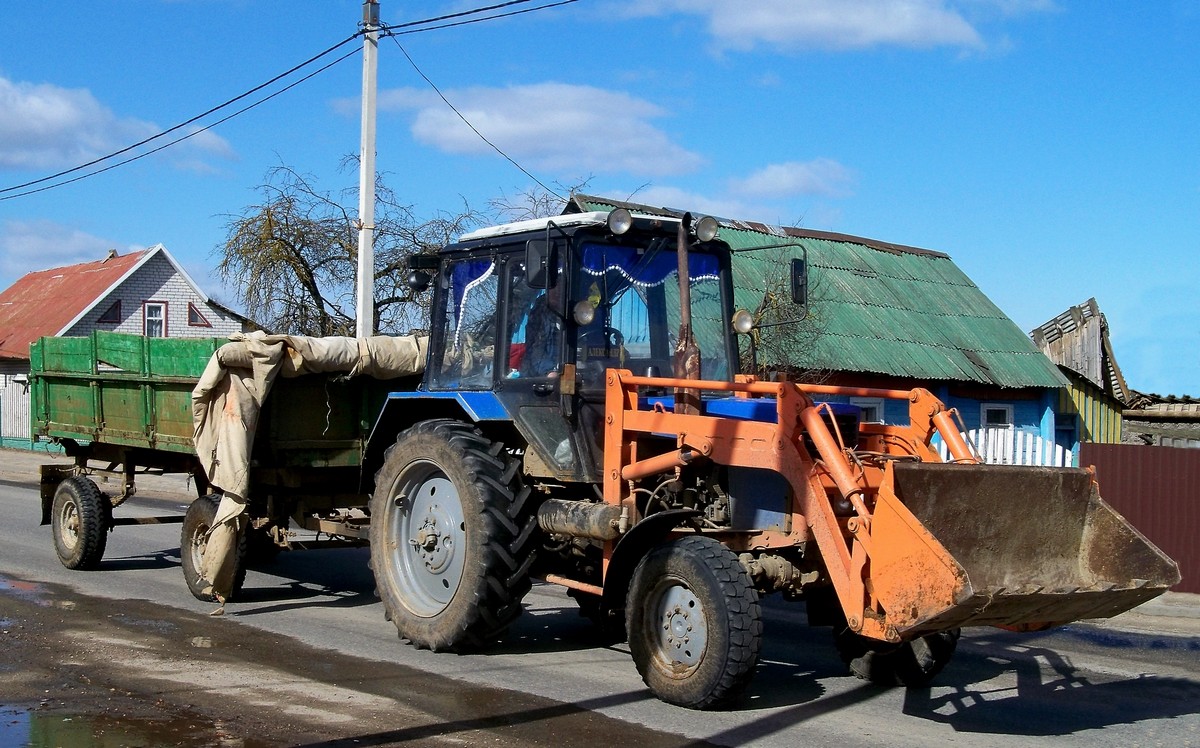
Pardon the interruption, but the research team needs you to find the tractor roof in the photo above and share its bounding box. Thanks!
[456,210,683,245]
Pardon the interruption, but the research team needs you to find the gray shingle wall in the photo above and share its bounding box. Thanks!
[66,253,245,338]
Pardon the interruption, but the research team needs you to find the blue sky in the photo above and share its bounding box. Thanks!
[0,1,1196,395]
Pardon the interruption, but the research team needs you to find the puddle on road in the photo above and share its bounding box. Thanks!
[0,706,274,747]
[0,574,51,607]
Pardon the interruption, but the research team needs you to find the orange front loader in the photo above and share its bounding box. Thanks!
[602,371,1180,647]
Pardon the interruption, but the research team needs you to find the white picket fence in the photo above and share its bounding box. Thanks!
[0,373,32,440]
[936,427,1074,467]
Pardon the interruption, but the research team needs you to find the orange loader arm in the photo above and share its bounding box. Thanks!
[602,371,1179,643]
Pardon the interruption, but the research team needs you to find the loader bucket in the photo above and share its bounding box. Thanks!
[868,463,1180,638]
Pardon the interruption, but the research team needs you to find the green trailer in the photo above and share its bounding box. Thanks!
[31,330,401,573]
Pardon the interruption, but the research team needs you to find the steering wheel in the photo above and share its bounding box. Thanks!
[579,326,624,350]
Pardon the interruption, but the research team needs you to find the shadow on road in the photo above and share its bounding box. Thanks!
[901,635,1200,735]
[228,546,380,616]
[287,690,682,748]
[98,547,180,572]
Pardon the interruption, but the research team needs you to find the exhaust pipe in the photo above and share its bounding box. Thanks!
[537,499,622,541]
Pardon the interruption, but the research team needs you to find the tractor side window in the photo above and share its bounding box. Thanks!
[506,255,565,379]
[431,258,498,390]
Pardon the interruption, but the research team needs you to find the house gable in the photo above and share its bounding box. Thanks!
[0,245,252,362]
[65,250,247,339]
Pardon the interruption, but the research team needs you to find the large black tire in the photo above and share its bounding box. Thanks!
[369,419,538,652]
[626,535,762,709]
[180,494,247,602]
[834,626,961,686]
[50,476,110,570]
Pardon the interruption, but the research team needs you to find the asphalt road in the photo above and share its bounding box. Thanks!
[1,454,1198,747]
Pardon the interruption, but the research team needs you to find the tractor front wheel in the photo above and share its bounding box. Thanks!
[626,535,762,709]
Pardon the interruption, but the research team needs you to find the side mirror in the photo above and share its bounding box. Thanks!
[406,253,439,294]
[525,239,557,289]
[791,257,808,310]
[407,269,431,294]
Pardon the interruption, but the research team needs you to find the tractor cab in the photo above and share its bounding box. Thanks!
[417,209,738,482]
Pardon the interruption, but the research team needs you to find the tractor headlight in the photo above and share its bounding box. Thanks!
[607,208,633,235]
[693,215,719,242]
[732,309,755,334]
[573,300,596,326]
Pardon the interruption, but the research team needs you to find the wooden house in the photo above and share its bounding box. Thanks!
[568,195,1072,465]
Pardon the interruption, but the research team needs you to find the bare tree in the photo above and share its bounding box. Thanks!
[215,164,480,336]
[737,245,830,383]
[487,178,592,222]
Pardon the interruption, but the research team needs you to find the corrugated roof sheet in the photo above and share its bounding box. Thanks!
[571,195,1066,389]
[0,249,150,360]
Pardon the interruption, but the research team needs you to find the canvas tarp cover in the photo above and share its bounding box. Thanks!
[190,332,427,599]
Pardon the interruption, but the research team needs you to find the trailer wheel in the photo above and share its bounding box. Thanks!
[626,535,762,709]
[370,419,537,652]
[835,627,960,687]
[181,494,247,602]
[51,476,110,570]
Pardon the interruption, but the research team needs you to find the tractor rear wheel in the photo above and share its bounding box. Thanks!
[834,626,960,686]
[51,476,110,570]
[626,535,762,709]
[370,419,537,652]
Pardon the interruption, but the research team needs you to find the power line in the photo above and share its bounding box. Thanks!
[381,0,580,36]
[392,40,565,202]
[381,0,543,31]
[0,34,361,196]
[0,0,582,201]
[0,48,360,202]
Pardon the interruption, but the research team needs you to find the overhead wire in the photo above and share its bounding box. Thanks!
[0,48,360,202]
[390,37,566,201]
[381,0,544,31]
[0,0,580,201]
[0,34,361,196]
[382,0,580,36]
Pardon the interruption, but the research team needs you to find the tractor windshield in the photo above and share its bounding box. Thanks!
[573,240,732,386]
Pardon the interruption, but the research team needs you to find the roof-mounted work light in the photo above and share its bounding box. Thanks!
[607,208,633,235]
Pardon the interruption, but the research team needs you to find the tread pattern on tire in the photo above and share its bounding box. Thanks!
[52,476,110,570]
[370,419,538,652]
[627,535,762,709]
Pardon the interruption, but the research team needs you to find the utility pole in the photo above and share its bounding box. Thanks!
[355,0,380,338]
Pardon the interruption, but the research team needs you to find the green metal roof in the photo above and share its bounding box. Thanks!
[570,195,1066,389]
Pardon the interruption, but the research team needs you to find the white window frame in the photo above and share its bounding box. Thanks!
[850,397,885,424]
[981,403,1014,429]
[144,301,167,337]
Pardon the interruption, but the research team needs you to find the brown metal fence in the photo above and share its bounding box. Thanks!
[1080,443,1199,594]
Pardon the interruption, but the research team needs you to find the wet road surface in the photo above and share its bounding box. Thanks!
[1,454,1198,747]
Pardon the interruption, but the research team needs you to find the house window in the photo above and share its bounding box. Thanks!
[981,404,1014,428]
[187,302,212,327]
[144,302,166,337]
[96,300,121,324]
[850,397,885,424]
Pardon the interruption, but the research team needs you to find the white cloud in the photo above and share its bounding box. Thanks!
[374,82,704,177]
[728,159,855,198]
[629,0,992,51]
[0,75,233,173]
[0,219,142,288]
